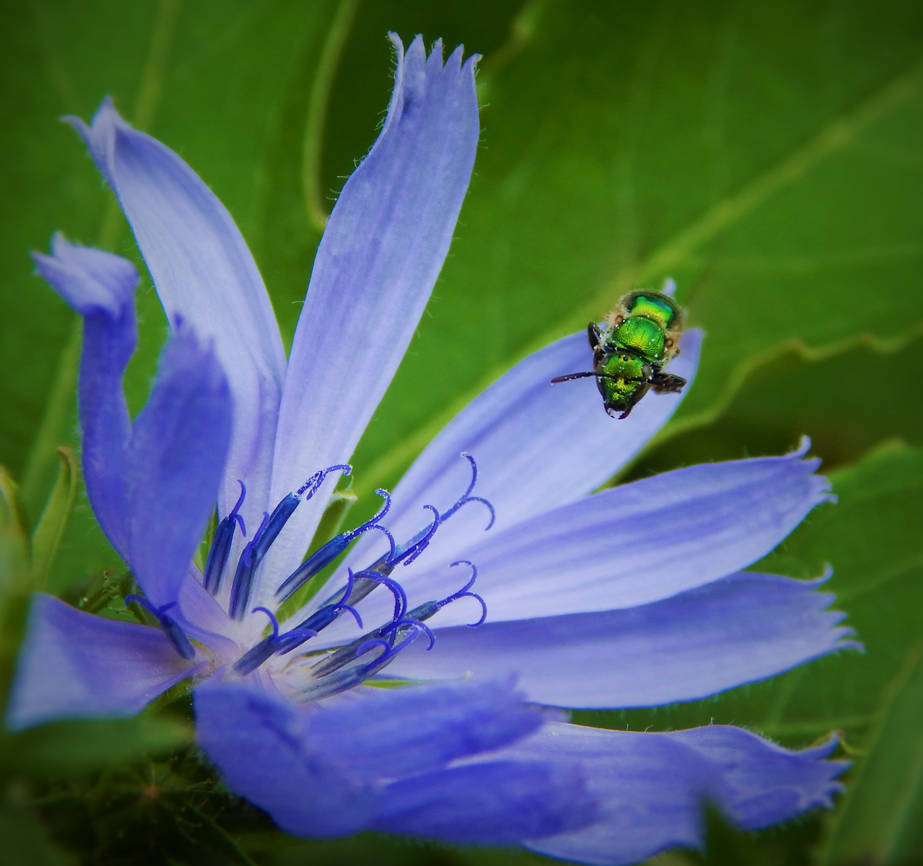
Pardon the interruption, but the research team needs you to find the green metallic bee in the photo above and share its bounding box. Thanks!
[551,290,687,419]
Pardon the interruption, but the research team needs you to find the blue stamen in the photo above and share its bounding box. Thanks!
[273,574,363,657]
[274,625,320,655]
[308,565,476,681]
[380,616,436,649]
[227,457,493,684]
[203,480,247,596]
[228,510,270,620]
[297,464,351,498]
[298,626,425,702]
[406,560,488,627]
[440,452,496,529]
[251,605,280,639]
[232,635,277,675]
[351,568,408,620]
[391,504,440,567]
[234,606,309,675]
[275,488,393,603]
[125,595,196,660]
[228,465,351,620]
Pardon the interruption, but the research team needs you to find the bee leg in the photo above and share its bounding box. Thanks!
[587,322,602,351]
[587,322,607,367]
[650,372,687,393]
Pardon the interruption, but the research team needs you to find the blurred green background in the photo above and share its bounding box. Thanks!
[1,0,921,864]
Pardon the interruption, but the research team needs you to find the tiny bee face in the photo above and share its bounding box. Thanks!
[551,290,688,419]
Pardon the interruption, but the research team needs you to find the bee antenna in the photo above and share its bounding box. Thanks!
[550,371,621,384]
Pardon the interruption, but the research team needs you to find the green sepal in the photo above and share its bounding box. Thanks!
[0,464,30,574]
[30,447,79,587]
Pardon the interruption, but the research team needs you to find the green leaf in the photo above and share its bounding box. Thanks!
[3,1,920,580]
[0,715,192,780]
[821,643,923,866]
[350,0,923,491]
[0,802,77,866]
[30,447,79,586]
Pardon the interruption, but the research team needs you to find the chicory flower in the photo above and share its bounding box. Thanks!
[8,34,858,864]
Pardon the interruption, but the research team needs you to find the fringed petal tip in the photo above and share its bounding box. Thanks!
[61,93,119,132]
[66,95,125,137]
[32,233,138,317]
[61,97,124,187]
[802,565,865,655]
[387,32,480,75]
[791,437,830,490]
[61,86,286,530]
[784,435,837,505]
[388,571,864,708]
[264,22,481,579]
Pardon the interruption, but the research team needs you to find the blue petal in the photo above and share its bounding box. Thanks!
[294,678,552,778]
[195,682,376,837]
[345,329,702,575]
[195,678,555,837]
[387,571,860,707]
[374,759,596,845]
[68,99,286,526]
[261,35,481,595]
[6,595,199,730]
[32,235,138,556]
[372,440,834,632]
[125,322,232,609]
[507,722,845,865]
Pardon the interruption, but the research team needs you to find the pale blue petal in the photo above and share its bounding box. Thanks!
[6,595,199,730]
[345,329,702,575]
[175,568,239,654]
[126,322,232,609]
[510,722,845,865]
[261,35,480,594]
[68,99,285,524]
[323,441,833,638]
[387,572,860,707]
[32,234,138,556]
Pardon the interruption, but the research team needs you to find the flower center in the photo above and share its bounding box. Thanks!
[134,454,494,700]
